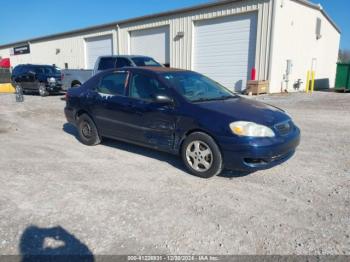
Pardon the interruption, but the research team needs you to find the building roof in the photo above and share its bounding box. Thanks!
[0,0,341,49]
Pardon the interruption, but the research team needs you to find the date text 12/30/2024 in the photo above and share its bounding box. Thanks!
[127,255,220,261]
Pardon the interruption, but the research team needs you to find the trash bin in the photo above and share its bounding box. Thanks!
[335,63,350,91]
[245,80,269,95]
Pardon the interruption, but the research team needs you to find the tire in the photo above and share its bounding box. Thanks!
[14,83,26,95]
[181,132,223,178]
[15,83,23,93]
[72,82,81,88]
[15,84,24,102]
[77,114,101,146]
[38,83,49,97]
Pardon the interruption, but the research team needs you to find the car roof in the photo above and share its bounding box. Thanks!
[103,66,189,74]
[138,66,189,73]
[17,64,56,67]
[98,55,153,59]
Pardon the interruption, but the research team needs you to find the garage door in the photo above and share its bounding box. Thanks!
[85,35,113,69]
[193,13,257,92]
[130,26,170,66]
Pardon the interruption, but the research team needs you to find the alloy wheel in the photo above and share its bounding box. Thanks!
[185,140,213,172]
[39,85,46,96]
[81,121,93,139]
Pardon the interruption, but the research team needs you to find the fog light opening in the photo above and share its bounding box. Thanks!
[244,158,268,165]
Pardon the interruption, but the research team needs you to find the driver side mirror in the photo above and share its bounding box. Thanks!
[154,95,174,105]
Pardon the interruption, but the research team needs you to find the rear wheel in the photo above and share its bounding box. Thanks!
[15,83,23,93]
[71,81,81,88]
[77,114,101,146]
[181,132,223,178]
[38,83,49,97]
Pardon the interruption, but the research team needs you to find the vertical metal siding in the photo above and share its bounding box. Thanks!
[118,0,272,80]
[0,27,117,69]
[0,0,272,79]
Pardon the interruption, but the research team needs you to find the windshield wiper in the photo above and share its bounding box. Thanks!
[217,95,237,100]
[192,95,236,103]
[192,98,214,102]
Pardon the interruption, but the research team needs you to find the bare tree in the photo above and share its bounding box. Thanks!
[339,49,350,63]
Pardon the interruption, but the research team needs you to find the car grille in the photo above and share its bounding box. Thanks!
[274,120,293,136]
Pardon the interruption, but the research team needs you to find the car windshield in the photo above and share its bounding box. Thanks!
[161,71,237,102]
[35,66,61,75]
[131,57,162,67]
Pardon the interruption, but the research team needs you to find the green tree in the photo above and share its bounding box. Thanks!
[339,49,350,63]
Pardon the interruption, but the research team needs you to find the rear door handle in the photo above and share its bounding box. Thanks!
[86,91,98,100]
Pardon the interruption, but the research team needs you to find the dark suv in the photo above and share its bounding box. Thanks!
[11,64,62,96]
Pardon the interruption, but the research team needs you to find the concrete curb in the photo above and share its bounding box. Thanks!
[0,83,15,93]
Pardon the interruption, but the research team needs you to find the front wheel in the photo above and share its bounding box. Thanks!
[181,132,223,178]
[38,83,49,97]
[77,114,101,146]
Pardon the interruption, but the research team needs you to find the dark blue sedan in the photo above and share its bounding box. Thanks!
[64,67,300,178]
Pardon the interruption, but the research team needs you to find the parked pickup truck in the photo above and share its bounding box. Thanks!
[93,55,162,75]
[61,69,93,91]
[61,55,162,90]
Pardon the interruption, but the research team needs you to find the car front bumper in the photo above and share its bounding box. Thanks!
[64,106,76,124]
[218,127,301,171]
[46,84,62,92]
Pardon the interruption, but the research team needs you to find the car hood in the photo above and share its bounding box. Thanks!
[195,97,289,126]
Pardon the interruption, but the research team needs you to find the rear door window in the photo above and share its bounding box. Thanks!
[98,57,117,70]
[97,72,128,95]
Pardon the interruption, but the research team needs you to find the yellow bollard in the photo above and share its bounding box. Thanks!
[0,83,15,93]
[305,71,310,93]
[310,71,315,93]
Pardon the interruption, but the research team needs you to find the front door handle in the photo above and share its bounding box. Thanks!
[128,102,143,116]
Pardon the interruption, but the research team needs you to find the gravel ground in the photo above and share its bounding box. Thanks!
[0,91,349,256]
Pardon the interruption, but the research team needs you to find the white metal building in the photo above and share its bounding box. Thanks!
[0,0,341,93]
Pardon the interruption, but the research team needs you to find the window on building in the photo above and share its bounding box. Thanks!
[316,18,322,40]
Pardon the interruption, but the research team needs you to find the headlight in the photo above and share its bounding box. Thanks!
[47,77,56,83]
[229,121,275,137]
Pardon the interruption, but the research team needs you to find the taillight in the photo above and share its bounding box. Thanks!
[65,92,69,101]
[61,73,64,80]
